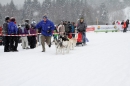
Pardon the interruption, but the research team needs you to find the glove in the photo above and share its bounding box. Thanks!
[77,29,81,32]
[47,30,52,33]
[83,30,85,32]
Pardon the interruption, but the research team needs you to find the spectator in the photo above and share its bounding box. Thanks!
[2,17,10,52]
[8,17,19,52]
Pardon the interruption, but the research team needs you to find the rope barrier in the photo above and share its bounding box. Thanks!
[0,32,77,36]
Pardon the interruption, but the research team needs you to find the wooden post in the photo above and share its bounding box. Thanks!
[96,17,98,25]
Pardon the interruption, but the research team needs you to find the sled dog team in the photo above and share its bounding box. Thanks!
[53,34,78,55]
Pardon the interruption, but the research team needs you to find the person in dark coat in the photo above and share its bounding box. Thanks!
[64,21,69,35]
[17,25,22,43]
[71,22,76,38]
[77,17,87,45]
[68,21,72,33]
[2,17,10,52]
[123,19,129,33]
[28,24,37,49]
[126,19,129,32]
[121,20,124,25]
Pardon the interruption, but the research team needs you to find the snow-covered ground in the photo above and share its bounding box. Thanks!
[0,32,130,86]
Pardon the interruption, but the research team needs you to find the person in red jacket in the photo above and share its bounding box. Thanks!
[123,19,129,33]
[123,21,127,32]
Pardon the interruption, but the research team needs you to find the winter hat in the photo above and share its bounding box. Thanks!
[31,20,36,24]
[10,17,16,22]
[61,21,64,24]
[80,17,84,20]
[25,19,29,23]
[18,25,21,28]
[5,16,10,21]
[43,15,47,19]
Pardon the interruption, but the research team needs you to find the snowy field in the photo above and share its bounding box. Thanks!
[0,32,130,86]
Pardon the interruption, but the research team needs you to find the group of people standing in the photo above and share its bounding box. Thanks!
[2,15,55,52]
[2,15,87,52]
[3,17,19,52]
[53,17,87,45]
[113,19,130,32]
[54,21,76,39]
[121,19,130,32]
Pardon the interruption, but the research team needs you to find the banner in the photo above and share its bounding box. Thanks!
[93,25,123,32]
[86,26,95,32]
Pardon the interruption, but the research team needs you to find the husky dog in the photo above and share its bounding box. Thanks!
[54,38,64,54]
[54,35,70,55]
[69,38,77,50]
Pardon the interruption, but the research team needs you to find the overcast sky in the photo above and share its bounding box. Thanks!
[0,0,43,5]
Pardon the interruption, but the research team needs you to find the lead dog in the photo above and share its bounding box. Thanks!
[54,35,70,55]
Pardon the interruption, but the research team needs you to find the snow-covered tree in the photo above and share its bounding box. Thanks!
[99,3,108,24]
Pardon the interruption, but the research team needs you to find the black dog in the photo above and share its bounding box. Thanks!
[59,35,69,41]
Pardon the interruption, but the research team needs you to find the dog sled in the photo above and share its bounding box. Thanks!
[76,32,84,46]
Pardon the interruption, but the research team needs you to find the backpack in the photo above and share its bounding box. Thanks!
[123,22,126,29]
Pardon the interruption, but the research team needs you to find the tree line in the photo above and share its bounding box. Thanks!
[0,0,111,25]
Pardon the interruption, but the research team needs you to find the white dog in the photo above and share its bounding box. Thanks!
[69,33,78,50]
[69,38,77,50]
